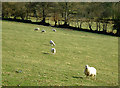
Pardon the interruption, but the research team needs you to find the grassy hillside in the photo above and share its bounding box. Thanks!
[2,20,118,86]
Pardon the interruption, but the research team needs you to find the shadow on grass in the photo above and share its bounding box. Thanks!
[43,52,49,54]
[43,44,50,46]
[72,76,83,79]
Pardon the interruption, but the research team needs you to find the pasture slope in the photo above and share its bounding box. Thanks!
[2,20,118,86]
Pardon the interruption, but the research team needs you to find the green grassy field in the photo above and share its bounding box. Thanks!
[2,20,118,86]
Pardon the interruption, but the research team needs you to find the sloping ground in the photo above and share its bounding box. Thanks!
[2,20,118,86]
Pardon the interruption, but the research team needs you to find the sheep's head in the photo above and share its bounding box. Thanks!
[85,65,89,69]
[42,30,46,32]
[51,48,56,53]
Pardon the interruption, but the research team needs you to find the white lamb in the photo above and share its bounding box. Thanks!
[84,65,96,79]
[41,30,46,33]
[34,28,40,31]
[51,48,56,54]
[52,29,56,32]
[50,40,55,46]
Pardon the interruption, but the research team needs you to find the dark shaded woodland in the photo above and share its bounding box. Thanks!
[2,2,120,36]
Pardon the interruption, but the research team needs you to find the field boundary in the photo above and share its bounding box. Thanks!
[2,17,120,37]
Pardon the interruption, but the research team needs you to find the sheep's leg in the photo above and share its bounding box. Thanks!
[91,75,94,80]
[91,75,96,80]
[94,75,96,80]
[90,74,94,80]
[52,53,55,55]
[86,75,90,79]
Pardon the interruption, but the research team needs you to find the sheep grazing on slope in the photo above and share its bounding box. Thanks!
[51,48,56,54]
[50,40,55,46]
[84,65,96,79]
[34,28,40,31]
[52,29,56,32]
[41,30,46,33]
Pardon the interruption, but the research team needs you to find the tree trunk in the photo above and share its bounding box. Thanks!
[14,16,16,19]
[64,21,67,25]
[64,2,68,25]
[88,22,92,31]
[105,23,107,33]
[98,22,101,31]
[80,21,82,29]
[89,24,92,31]
[103,23,105,32]
[54,20,57,26]
[21,17,24,20]
[42,8,46,23]
[26,12,28,20]
[96,22,98,31]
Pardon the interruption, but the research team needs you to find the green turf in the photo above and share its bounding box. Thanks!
[2,20,118,86]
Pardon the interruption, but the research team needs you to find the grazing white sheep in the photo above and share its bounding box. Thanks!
[84,65,96,79]
[50,40,55,46]
[41,30,46,33]
[52,29,56,32]
[34,28,40,31]
[51,48,56,54]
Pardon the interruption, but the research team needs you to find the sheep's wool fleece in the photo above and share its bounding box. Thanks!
[84,66,96,76]
[51,48,56,53]
[50,40,55,46]
[50,40,54,44]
